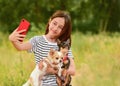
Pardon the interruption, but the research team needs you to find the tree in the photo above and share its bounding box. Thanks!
[0,0,120,33]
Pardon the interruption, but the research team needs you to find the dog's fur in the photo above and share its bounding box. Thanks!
[23,49,64,86]
[56,39,72,86]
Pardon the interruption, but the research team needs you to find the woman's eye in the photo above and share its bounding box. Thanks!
[58,26,63,30]
[53,22,57,25]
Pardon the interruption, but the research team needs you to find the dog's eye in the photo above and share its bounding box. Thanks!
[56,57,59,59]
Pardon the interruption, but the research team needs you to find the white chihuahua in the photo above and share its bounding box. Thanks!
[23,49,64,86]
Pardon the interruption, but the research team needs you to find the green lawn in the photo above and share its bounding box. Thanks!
[0,32,120,86]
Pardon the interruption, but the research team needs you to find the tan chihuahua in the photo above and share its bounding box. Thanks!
[23,49,64,86]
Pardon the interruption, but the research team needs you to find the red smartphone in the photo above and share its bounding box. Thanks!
[17,18,30,35]
[17,18,30,42]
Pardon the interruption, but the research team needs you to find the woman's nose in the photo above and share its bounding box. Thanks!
[53,26,58,31]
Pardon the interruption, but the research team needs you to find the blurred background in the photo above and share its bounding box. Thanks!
[0,0,120,33]
[0,0,120,86]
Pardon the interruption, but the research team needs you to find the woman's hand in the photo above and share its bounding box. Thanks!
[46,67,58,75]
[67,58,76,76]
[39,61,58,75]
[8,28,31,51]
[9,28,26,42]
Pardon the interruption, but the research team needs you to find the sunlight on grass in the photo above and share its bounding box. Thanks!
[71,32,120,86]
[0,31,120,86]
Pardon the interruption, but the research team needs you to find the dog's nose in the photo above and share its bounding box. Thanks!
[60,60,62,63]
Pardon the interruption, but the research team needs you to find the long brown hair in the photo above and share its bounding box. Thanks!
[45,10,72,46]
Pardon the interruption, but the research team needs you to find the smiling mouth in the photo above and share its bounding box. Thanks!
[50,28,57,33]
[52,30,57,34]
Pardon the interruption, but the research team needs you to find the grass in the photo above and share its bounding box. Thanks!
[0,31,120,86]
[72,32,120,86]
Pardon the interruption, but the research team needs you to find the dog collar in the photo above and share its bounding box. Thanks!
[63,55,68,61]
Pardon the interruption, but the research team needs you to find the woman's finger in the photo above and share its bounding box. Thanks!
[17,29,26,34]
[17,37,24,41]
[17,34,26,38]
[14,27,21,31]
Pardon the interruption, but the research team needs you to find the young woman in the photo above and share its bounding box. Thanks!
[9,10,75,86]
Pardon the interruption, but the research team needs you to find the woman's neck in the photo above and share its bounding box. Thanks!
[45,34,57,43]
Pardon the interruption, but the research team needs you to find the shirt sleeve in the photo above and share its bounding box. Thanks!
[68,48,74,58]
[28,36,39,53]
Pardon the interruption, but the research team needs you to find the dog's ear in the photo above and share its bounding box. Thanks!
[49,48,55,56]
[66,39,70,44]
[57,39,61,45]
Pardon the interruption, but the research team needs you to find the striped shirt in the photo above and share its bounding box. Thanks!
[29,35,73,86]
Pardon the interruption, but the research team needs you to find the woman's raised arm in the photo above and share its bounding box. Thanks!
[9,28,32,51]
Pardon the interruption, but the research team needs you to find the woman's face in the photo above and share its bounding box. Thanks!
[48,17,65,38]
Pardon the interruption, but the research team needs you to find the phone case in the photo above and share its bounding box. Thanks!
[17,18,30,42]
[17,18,30,35]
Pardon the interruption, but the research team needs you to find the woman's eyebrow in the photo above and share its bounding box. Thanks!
[52,20,64,28]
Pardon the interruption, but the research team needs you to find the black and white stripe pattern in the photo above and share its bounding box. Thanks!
[29,35,73,86]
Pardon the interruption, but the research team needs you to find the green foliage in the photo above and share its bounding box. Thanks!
[0,0,120,33]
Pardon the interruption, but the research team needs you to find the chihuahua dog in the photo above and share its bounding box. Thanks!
[23,49,64,86]
[56,39,72,86]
